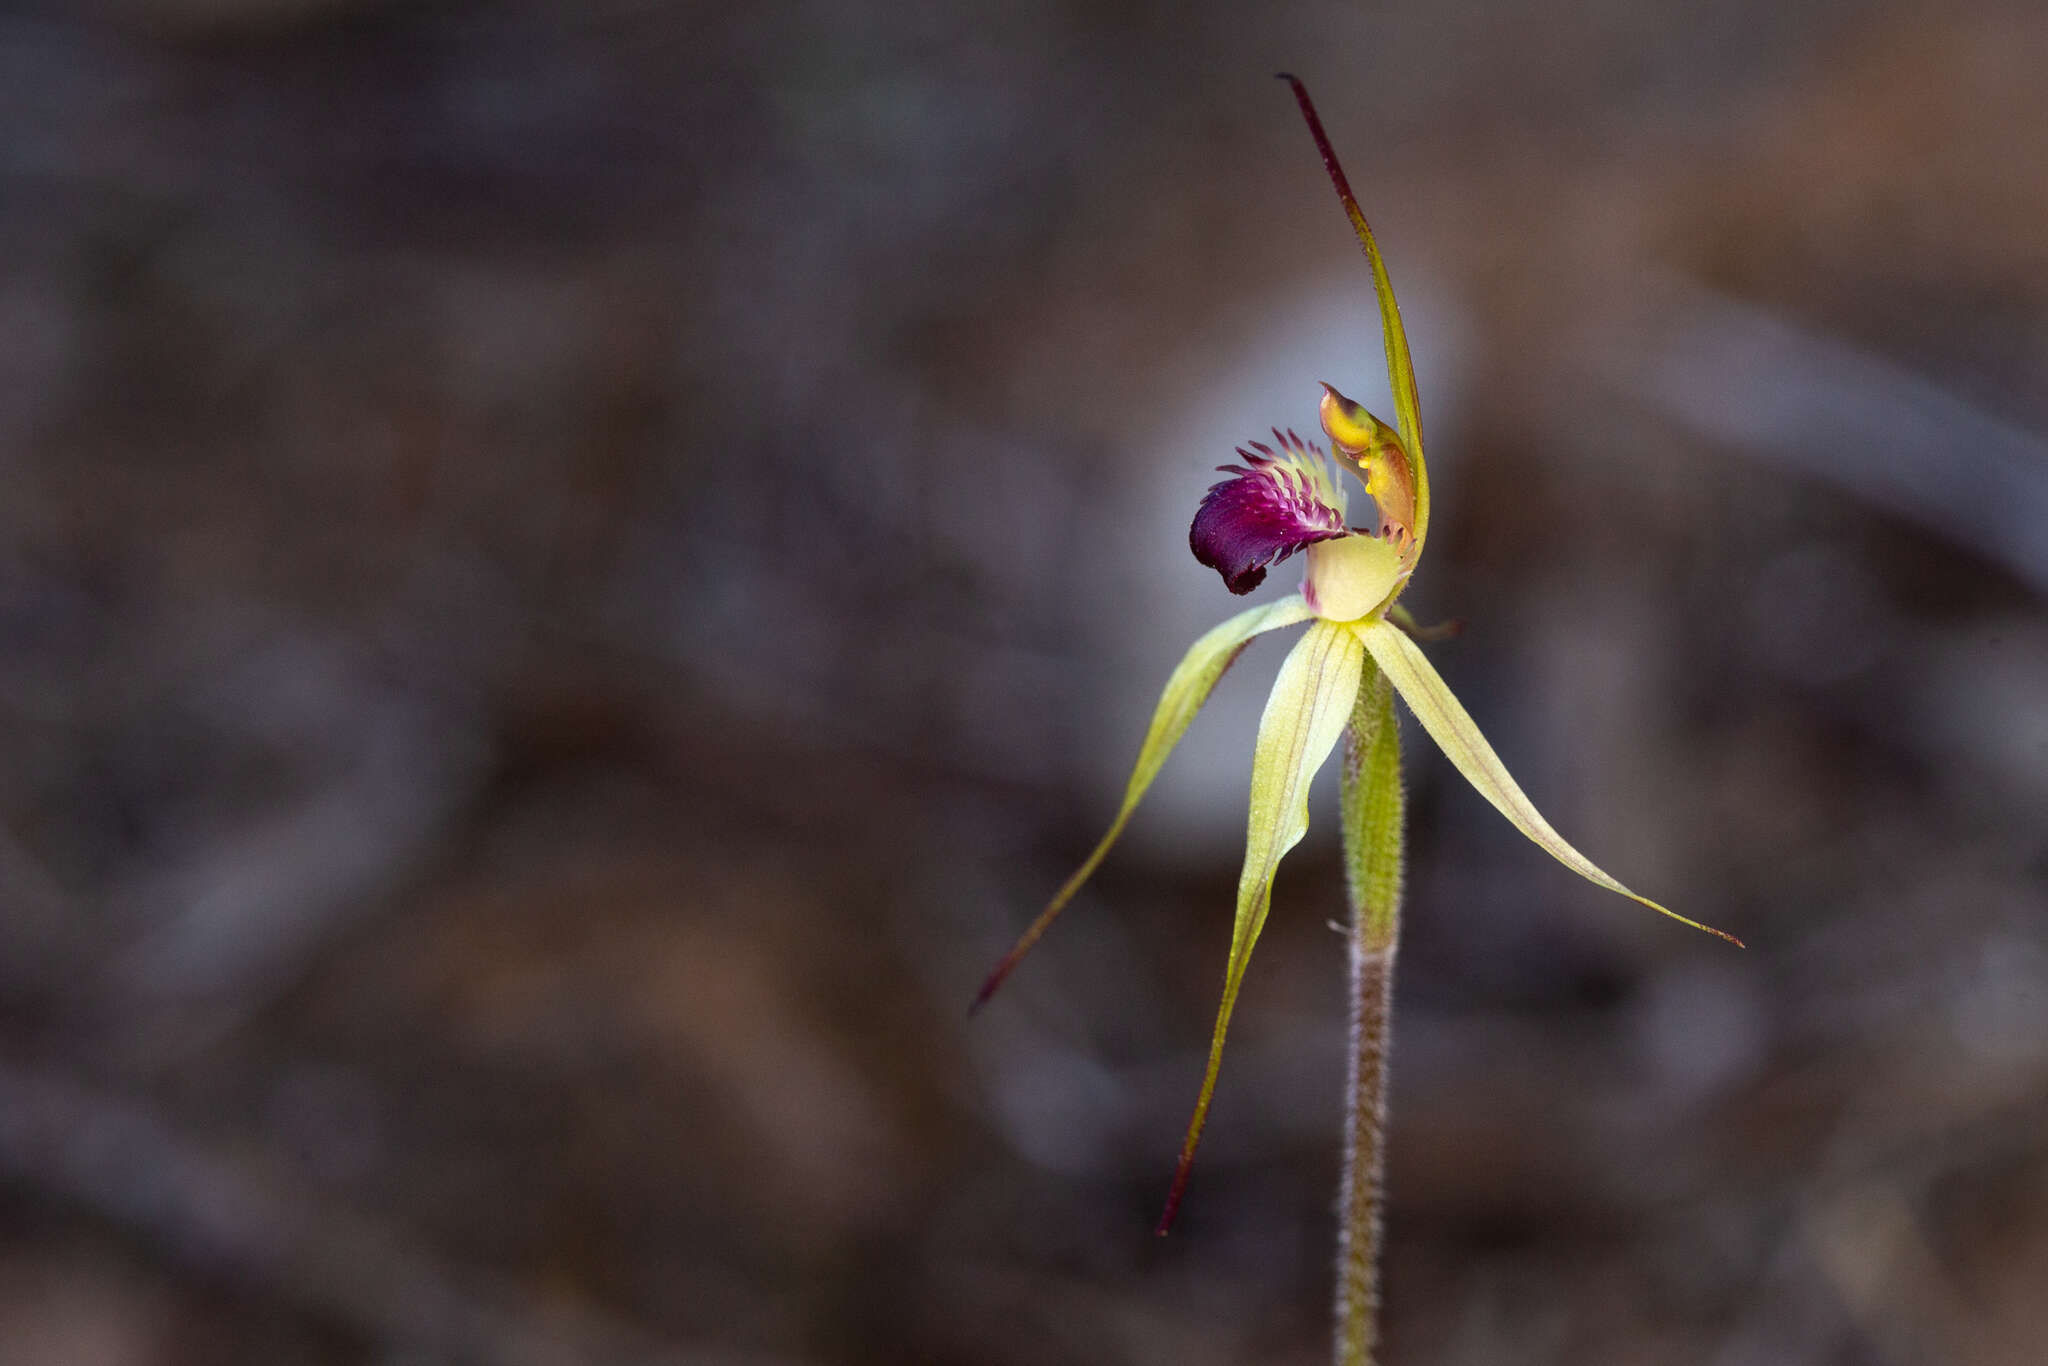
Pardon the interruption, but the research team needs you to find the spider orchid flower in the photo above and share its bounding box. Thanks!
[975,76,1740,1233]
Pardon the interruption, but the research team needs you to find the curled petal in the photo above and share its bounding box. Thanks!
[1190,435,1348,594]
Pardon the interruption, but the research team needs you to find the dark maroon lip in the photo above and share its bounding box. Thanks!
[1189,431,1348,594]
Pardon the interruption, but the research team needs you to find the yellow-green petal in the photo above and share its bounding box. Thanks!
[973,595,1318,1011]
[1160,618,1367,1230]
[1353,618,1742,946]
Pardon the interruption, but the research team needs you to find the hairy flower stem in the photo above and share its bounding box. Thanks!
[1335,660,1404,1366]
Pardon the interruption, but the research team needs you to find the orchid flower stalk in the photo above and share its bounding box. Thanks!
[977,75,1740,1365]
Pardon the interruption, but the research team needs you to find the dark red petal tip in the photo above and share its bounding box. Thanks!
[1154,1149,1198,1236]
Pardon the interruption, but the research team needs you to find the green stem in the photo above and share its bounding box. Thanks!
[1335,659,1404,1366]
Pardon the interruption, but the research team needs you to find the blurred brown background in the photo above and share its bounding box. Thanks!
[1,1,2045,1363]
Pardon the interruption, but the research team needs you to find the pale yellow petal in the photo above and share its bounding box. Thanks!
[1160,618,1366,1229]
[1354,618,1741,946]
[973,595,1318,1010]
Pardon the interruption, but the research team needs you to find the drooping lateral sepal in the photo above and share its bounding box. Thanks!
[972,595,1319,1012]
[1353,619,1743,946]
[1190,432,1348,594]
[1158,618,1366,1232]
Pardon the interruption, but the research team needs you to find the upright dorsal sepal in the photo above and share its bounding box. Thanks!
[1280,74,1432,556]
